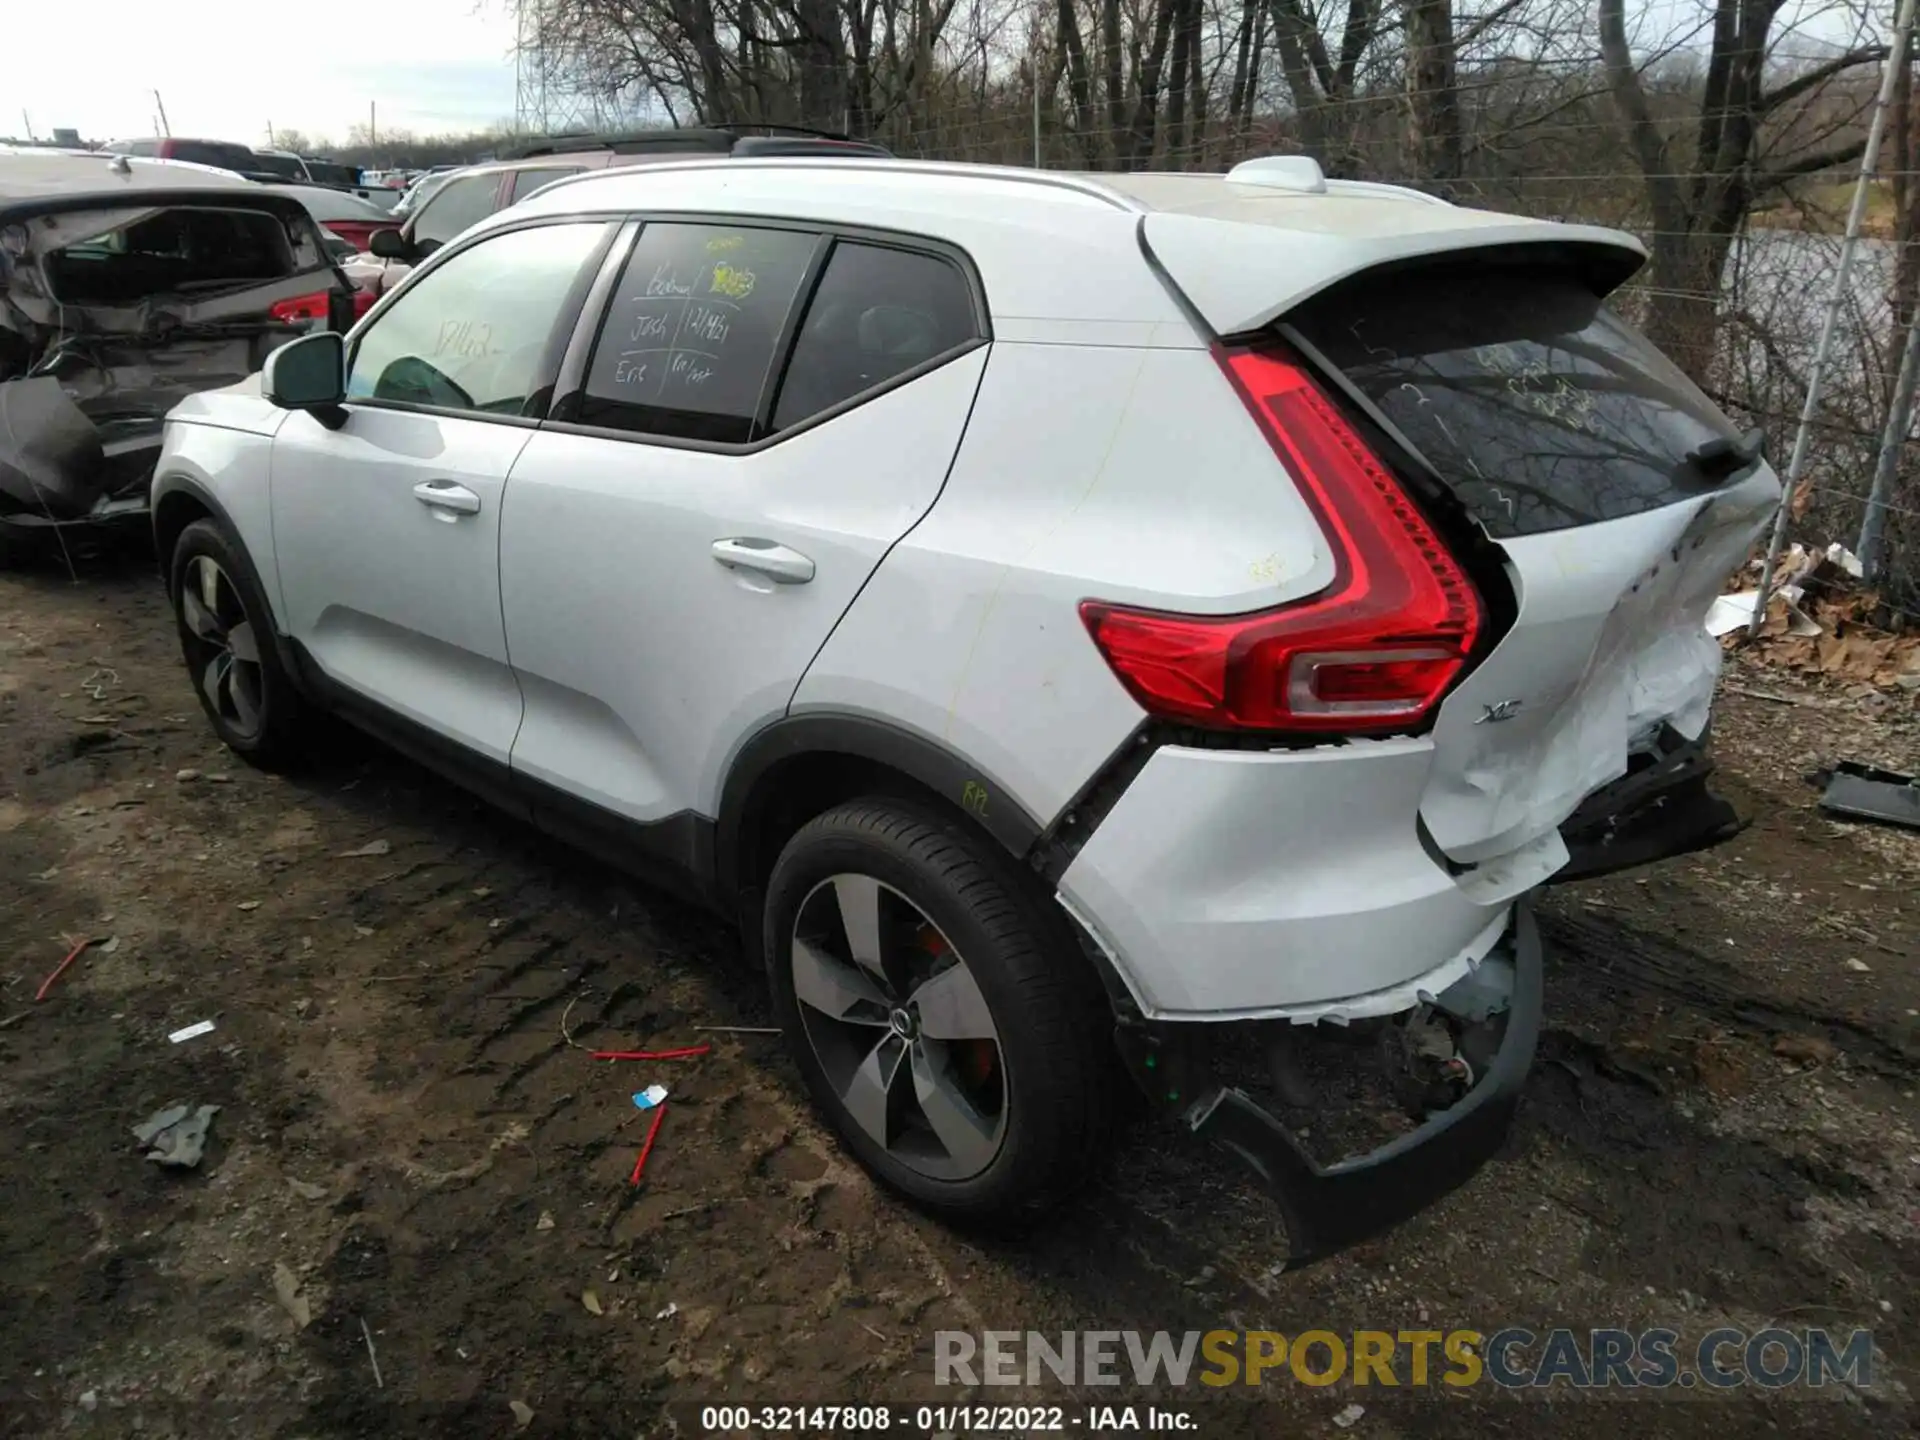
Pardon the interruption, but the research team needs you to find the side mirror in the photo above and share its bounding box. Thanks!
[368,226,411,260]
[262,332,346,415]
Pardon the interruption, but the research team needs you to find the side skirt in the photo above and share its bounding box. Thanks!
[285,639,721,911]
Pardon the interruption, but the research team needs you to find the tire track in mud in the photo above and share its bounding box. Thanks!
[1542,905,1920,1075]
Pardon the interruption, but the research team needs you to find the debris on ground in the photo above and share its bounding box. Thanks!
[1818,760,1920,831]
[1728,542,1920,690]
[632,1084,669,1111]
[359,1317,383,1388]
[630,1104,668,1186]
[133,1103,219,1168]
[581,1290,603,1316]
[594,1043,712,1061]
[655,1302,679,1321]
[1332,1402,1365,1429]
[272,1261,313,1329]
[509,1400,535,1430]
[167,1019,215,1044]
[286,1177,328,1202]
[336,839,392,858]
[35,934,110,1001]
[1772,1034,1840,1065]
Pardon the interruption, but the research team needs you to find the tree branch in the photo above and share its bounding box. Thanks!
[1753,138,1869,193]
[1760,45,1889,115]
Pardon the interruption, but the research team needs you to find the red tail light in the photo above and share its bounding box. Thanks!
[269,291,333,325]
[1080,345,1482,735]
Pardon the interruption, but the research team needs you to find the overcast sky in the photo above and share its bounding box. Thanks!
[1,0,1886,152]
[5,0,520,147]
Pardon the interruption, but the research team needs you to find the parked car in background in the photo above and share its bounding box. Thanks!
[391,166,459,218]
[0,151,354,563]
[150,152,1775,1258]
[101,136,281,182]
[263,183,400,254]
[302,158,365,190]
[341,126,892,300]
[249,149,313,181]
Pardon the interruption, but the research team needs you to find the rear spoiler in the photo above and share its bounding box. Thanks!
[1141,213,1647,339]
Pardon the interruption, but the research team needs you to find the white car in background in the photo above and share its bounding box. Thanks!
[148,154,1777,1260]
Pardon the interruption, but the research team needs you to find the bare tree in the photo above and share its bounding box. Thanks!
[1599,0,1888,379]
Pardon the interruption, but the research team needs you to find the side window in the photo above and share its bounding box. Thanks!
[770,242,977,431]
[411,175,502,249]
[575,222,819,443]
[346,222,608,418]
[509,166,587,203]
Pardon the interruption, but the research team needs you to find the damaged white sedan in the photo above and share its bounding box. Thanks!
[0,149,354,563]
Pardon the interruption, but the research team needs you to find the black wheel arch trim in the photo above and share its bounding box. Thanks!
[715,713,1045,904]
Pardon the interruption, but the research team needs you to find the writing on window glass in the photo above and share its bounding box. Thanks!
[605,249,760,398]
[1470,342,1602,437]
[434,318,495,361]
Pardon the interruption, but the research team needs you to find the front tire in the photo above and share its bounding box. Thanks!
[169,519,307,769]
[764,797,1117,1225]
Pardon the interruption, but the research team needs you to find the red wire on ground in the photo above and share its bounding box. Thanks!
[629,1102,668,1186]
[35,937,96,1002]
[592,1045,712,1061]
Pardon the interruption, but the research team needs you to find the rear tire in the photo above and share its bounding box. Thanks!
[764,796,1117,1226]
[169,519,307,769]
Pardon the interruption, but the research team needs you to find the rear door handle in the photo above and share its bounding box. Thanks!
[711,537,815,585]
[413,480,481,517]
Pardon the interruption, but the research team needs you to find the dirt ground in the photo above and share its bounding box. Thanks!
[2,547,1917,1439]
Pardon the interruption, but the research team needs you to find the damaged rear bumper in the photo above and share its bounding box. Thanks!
[1551,726,1743,884]
[1114,901,1543,1266]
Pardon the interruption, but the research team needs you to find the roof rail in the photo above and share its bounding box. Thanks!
[498,123,893,162]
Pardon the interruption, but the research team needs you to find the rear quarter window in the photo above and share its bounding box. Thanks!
[1291,268,1740,538]
[769,240,977,430]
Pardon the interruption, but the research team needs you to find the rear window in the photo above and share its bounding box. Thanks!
[1291,268,1739,538]
[46,206,319,305]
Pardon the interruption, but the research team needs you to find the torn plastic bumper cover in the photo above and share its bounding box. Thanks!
[1550,725,1743,884]
[1114,902,1543,1265]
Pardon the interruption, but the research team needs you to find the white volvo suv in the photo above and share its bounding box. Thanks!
[151,154,1778,1260]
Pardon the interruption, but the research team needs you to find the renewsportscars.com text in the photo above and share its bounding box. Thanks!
[934,1328,1874,1390]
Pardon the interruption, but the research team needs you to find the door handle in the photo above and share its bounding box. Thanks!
[711,537,815,585]
[413,480,481,516]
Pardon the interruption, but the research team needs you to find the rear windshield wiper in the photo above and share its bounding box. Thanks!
[1685,426,1766,482]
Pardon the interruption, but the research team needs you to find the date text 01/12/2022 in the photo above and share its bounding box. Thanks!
[696,1404,1198,1432]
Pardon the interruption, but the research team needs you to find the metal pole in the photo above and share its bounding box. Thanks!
[1750,0,1916,636]
[1033,63,1042,168]
[1858,298,1920,582]
[21,109,34,142]
[153,90,171,137]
